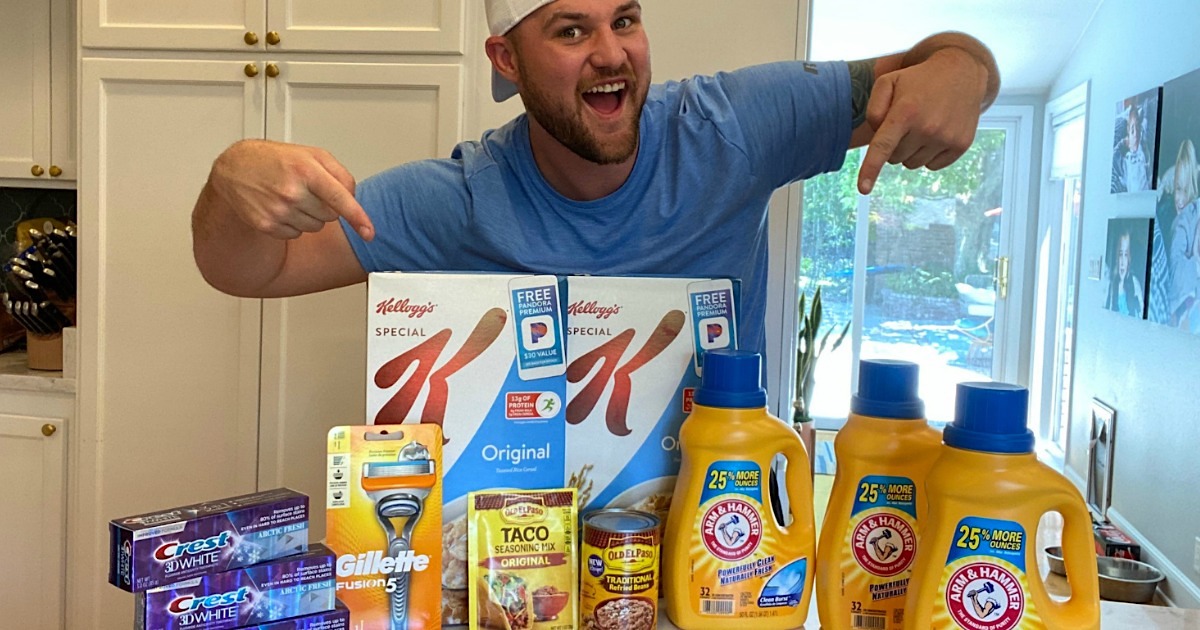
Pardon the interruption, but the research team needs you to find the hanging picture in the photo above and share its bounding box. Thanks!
[1086,399,1116,520]
[1111,87,1162,193]
[1103,218,1153,319]
[1148,67,1200,331]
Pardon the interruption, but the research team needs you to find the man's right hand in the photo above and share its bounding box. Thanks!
[192,139,372,298]
[207,139,375,242]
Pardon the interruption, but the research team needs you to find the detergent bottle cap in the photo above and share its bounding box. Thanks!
[944,382,1035,454]
[694,349,766,409]
[851,359,925,419]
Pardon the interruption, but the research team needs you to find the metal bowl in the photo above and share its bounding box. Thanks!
[1041,546,1163,603]
[1044,546,1067,576]
[1097,556,1164,603]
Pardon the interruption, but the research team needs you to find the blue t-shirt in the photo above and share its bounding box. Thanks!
[343,60,851,355]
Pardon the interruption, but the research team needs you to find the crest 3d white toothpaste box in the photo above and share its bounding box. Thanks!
[366,272,567,624]
[109,488,309,592]
[245,600,349,629]
[135,544,336,630]
[564,276,738,520]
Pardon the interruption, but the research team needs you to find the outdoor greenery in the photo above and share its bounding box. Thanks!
[882,267,958,299]
[799,130,1008,295]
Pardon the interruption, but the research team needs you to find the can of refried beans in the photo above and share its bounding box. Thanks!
[581,509,661,630]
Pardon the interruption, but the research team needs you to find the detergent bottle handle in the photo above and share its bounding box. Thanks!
[780,437,815,533]
[1045,489,1102,626]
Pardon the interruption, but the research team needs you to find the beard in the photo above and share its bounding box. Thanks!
[518,60,645,165]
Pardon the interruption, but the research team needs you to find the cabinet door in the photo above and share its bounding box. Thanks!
[50,0,76,180]
[258,60,461,539]
[75,58,264,630]
[267,0,464,54]
[0,0,50,180]
[82,0,266,51]
[0,415,65,629]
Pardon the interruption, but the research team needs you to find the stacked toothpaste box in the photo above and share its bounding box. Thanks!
[108,488,349,630]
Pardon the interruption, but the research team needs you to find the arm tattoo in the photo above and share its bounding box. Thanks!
[848,59,876,128]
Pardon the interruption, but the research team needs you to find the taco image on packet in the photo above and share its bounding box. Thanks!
[468,489,578,630]
[477,570,535,629]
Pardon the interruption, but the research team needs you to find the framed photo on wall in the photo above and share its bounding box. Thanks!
[1086,399,1116,520]
[1103,218,1153,319]
[1111,87,1162,193]
[1148,67,1200,331]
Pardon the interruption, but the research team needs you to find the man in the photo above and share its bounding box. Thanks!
[192,0,999,354]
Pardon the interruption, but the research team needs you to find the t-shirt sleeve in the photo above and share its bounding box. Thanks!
[687,60,852,189]
[339,159,471,273]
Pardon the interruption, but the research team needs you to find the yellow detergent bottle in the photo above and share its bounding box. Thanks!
[904,382,1100,630]
[817,359,941,630]
[664,349,815,629]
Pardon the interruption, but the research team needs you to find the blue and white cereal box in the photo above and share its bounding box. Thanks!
[564,276,738,518]
[366,272,567,624]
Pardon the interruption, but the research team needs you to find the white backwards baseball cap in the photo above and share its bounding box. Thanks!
[485,0,558,102]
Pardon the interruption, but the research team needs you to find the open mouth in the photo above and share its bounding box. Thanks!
[582,81,627,116]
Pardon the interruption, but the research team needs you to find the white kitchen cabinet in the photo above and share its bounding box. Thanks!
[74,56,462,628]
[0,406,68,630]
[0,0,76,183]
[82,0,465,54]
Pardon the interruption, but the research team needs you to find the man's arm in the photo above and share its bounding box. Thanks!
[191,139,374,298]
[846,32,1000,194]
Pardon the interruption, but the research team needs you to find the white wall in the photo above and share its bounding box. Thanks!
[1049,0,1200,605]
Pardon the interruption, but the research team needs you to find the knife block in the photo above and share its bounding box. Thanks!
[26,300,74,372]
[27,332,63,371]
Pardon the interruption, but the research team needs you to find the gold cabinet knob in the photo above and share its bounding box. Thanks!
[244,31,258,45]
[42,424,56,437]
[49,165,62,177]
[244,63,259,78]
[265,63,280,78]
[266,31,281,45]
[31,164,44,177]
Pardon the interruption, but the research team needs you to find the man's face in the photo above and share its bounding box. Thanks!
[1118,234,1130,278]
[1126,114,1141,152]
[508,0,651,164]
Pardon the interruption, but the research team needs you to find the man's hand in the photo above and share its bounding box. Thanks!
[207,139,375,241]
[851,33,999,195]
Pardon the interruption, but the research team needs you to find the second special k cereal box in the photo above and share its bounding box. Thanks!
[366,273,568,625]
[564,276,739,520]
[326,425,443,630]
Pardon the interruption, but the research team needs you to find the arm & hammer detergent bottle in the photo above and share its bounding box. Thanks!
[663,348,815,629]
[816,359,941,630]
[903,382,1100,630]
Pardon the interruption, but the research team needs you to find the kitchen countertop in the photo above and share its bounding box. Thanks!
[0,350,74,393]
[655,599,1200,628]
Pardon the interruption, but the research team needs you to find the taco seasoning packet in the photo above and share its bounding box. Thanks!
[468,489,579,630]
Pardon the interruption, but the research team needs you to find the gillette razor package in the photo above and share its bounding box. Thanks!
[110,488,309,592]
[564,276,739,518]
[134,544,335,630]
[244,601,349,629]
[366,272,567,624]
[326,424,443,629]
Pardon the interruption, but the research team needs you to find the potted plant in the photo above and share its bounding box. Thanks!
[793,285,850,463]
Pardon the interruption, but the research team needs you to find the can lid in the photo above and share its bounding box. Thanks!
[693,349,766,409]
[943,382,1034,454]
[584,509,660,533]
[851,359,925,419]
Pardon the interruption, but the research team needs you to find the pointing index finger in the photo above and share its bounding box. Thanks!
[859,118,905,195]
[307,167,374,241]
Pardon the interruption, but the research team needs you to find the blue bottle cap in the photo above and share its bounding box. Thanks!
[944,382,1035,454]
[694,349,766,409]
[851,359,925,419]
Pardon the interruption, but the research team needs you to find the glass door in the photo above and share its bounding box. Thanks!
[799,108,1034,428]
